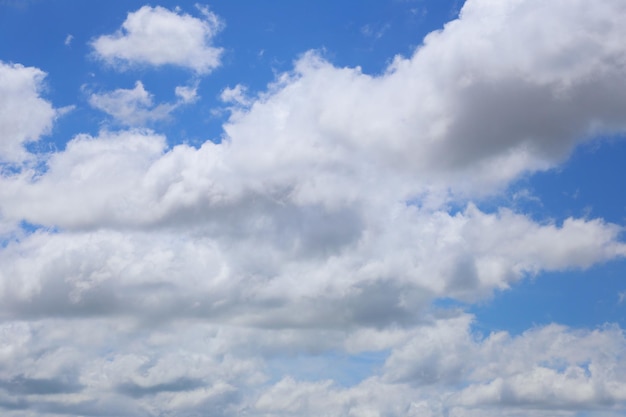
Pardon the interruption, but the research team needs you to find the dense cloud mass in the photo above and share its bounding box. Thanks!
[2,0,626,416]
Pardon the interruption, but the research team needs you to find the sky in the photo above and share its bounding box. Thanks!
[1,0,626,416]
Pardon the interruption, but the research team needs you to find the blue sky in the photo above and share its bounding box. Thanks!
[1,1,626,416]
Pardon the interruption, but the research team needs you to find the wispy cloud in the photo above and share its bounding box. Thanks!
[87,81,198,126]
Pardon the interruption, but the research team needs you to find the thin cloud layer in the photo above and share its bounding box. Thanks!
[91,5,224,73]
[2,0,626,416]
[88,81,173,126]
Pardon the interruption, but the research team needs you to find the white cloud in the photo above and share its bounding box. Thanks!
[1,0,626,374]
[3,0,626,416]
[220,84,251,107]
[0,156,624,324]
[0,314,624,416]
[175,82,199,104]
[215,0,626,197]
[64,34,73,46]
[88,81,172,126]
[251,319,626,416]
[452,321,626,412]
[88,81,199,126]
[0,61,58,163]
[91,5,224,74]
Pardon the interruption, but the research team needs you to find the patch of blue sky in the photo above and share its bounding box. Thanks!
[18,220,48,234]
[467,134,626,336]
[266,350,389,388]
[211,0,460,74]
[525,136,626,226]
[470,261,626,336]
[0,221,54,248]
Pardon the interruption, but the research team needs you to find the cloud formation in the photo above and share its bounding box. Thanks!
[88,81,197,126]
[2,0,626,416]
[0,62,58,163]
[91,5,224,73]
[217,0,626,197]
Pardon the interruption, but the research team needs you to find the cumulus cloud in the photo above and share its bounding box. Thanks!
[2,316,624,417]
[212,0,626,196]
[0,61,58,163]
[253,318,626,417]
[1,127,624,322]
[1,201,623,326]
[3,0,626,416]
[91,5,224,73]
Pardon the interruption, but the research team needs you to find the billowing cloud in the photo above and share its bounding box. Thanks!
[219,0,626,196]
[91,5,224,73]
[3,0,626,416]
[254,318,626,417]
[1,316,625,417]
[0,199,623,325]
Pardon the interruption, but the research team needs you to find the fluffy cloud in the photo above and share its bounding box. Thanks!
[0,62,59,163]
[253,318,626,417]
[3,0,626,416]
[216,0,626,196]
[91,5,224,73]
[399,318,626,414]
[1,316,624,417]
[1,126,624,322]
